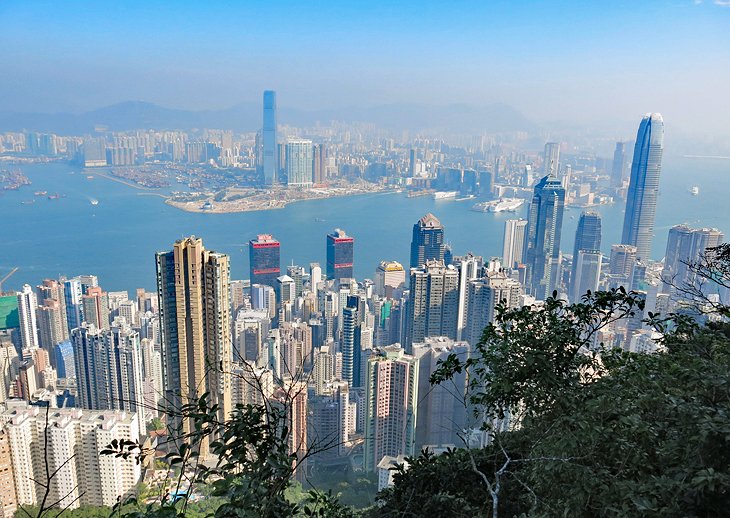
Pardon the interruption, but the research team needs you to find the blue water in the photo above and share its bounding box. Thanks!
[1,157,728,294]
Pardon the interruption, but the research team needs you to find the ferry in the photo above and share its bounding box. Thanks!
[90,198,99,206]
[689,186,699,195]
[471,198,525,213]
[34,191,47,196]
[433,191,458,200]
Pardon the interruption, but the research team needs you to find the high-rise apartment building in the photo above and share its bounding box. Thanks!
[465,272,522,347]
[16,285,39,353]
[156,237,232,456]
[326,229,354,281]
[621,113,664,261]
[405,260,459,351]
[81,286,110,329]
[0,429,17,518]
[410,213,445,269]
[364,345,418,472]
[412,337,468,450]
[262,90,278,185]
[502,219,527,269]
[374,261,405,298]
[454,253,482,342]
[249,234,281,289]
[524,175,565,299]
[72,320,145,415]
[285,139,313,187]
[1,403,141,509]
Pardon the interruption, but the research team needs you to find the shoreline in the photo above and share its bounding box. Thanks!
[165,187,395,214]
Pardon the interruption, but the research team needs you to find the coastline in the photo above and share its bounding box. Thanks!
[164,185,393,214]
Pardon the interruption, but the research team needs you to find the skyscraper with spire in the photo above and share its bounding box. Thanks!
[262,90,278,185]
[621,113,664,261]
[524,175,565,300]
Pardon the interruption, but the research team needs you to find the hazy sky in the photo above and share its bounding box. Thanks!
[1,0,729,133]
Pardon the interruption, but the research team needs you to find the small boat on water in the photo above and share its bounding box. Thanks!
[21,199,35,205]
[90,198,99,206]
[689,186,699,195]
[34,191,47,196]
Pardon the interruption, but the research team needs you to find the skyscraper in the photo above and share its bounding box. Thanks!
[410,213,445,269]
[611,141,627,189]
[524,175,566,299]
[543,142,560,177]
[16,285,39,352]
[405,260,459,351]
[249,234,281,288]
[326,229,354,281]
[465,272,522,347]
[341,295,360,387]
[570,250,603,303]
[621,113,664,261]
[661,225,725,295]
[262,90,278,185]
[502,219,528,268]
[364,345,418,471]
[156,237,232,456]
[374,261,406,298]
[285,139,313,187]
[571,211,602,296]
[72,320,145,415]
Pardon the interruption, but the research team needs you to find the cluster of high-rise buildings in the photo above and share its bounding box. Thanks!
[0,111,726,511]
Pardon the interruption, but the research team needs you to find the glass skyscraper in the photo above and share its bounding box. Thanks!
[326,229,354,281]
[409,213,445,269]
[249,234,281,288]
[621,113,664,261]
[262,90,278,185]
[571,211,602,298]
[524,175,565,300]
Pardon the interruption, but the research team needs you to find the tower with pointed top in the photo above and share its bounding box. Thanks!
[410,213,445,269]
[621,113,664,261]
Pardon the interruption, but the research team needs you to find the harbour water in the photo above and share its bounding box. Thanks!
[1,157,728,294]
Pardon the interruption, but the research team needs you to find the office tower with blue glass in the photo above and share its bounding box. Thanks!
[262,90,278,185]
[621,113,664,261]
[326,229,354,281]
[571,211,602,298]
[250,234,281,289]
[409,213,445,269]
[524,175,565,300]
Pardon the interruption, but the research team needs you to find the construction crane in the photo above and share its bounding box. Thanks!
[0,267,18,294]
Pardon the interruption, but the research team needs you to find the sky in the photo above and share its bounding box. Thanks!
[1,0,729,134]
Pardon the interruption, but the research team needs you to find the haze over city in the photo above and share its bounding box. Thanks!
[0,2,729,517]
[2,1,730,136]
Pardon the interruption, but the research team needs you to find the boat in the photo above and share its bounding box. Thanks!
[21,199,35,205]
[48,193,61,200]
[471,198,525,213]
[34,191,47,196]
[90,198,99,206]
[433,191,458,200]
[86,175,94,180]
[689,186,699,195]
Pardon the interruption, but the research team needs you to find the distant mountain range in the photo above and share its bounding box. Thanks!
[0,101,536,135]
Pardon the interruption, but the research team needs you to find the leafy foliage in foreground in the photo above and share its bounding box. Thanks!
[374,292,730,517]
